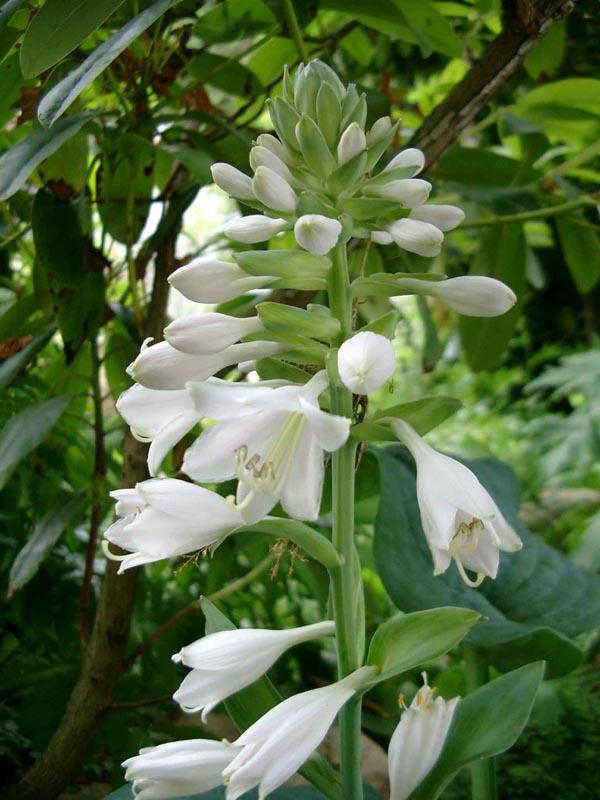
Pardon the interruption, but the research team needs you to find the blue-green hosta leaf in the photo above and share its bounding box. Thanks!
[8,490,88,595]
[20,0,126,78]
[37,0,174,125]
[408,662,545,800]
[0,112,93,200]
[372,446,600,677]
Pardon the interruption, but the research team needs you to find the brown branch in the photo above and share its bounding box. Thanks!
[409,0,579,166]
[108,694,173,711]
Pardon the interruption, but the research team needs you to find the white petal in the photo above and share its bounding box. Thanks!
[224,214,291,243]
[182,414,265,483]
[297,395,351,452]
[169,257,270,303]
[371,230,393,245]
[383,148,425,176]
[409,204,465,232]
[116,384,195,438]
[337,331,396,394]
[294,214,342,255]
[165,313,264,355]
[388,218,443,257]
[255,133,294,164]
[337,122,366,164]
[211,163,255,200]
[365,178,432,207]
[147,411,200,476]
[366,116,392,146]
[252,166,297,213]
[250,146,299,187]
[280,430,324,520]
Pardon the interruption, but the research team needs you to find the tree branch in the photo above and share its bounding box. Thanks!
[409,0,579,165]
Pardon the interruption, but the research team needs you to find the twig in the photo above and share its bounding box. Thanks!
[460,197,597,228]
[108,694,173,711]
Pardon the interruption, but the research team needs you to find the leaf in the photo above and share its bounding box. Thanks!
[8,490,88,595]
[0,112,93,200]
[555,214,600,294]
[351,396,462,442]
[408,663,545,800]
[37,0,174,125]
[0,294,40,341]
[0,0,26,31]
[235,250,331,280]
[194,0,277,45]
[20,0,126,78]
[435,147,540,187]
[0,328,55,390]
[524,20,565,80]
[459,223,526,371]
[0,395,72,490]
[352,272,444,298]
[366,608,481,682]
[372,446,599,677]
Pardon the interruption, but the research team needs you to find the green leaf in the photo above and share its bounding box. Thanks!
[37,0,173,125]
[372,447,597,677]
[351,272,445,298]
[435,147,540,187]
[0,0,26,31]
[183,52,262,98]
[408,663,545,800]
[366,608,481,682]
[0,294,40,341]
[0,328,55,390]
[235,250,331,280]
[524,20,565,80]
[8,490,88,595]
[372,395,462,431]
[0,112,93,200]
[555,214,600,294]
[20,0,126,78]
[459,223,526,371]
[0,395,72,490]
[257,302,340,341]
[194,0,277,44]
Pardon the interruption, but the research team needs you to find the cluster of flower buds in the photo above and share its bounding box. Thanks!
[108,59,523,800]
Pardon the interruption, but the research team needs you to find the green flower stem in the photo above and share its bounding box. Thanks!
[281,0,308,62]
[328,243,364,800]
[464,645,498,800]
[459,197,596,229]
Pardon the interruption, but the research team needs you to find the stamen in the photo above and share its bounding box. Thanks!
[102,540,130,562]
[453,556,486,588]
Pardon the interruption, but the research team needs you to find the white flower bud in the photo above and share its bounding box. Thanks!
[337,121,366,164]
[252,165,297,213]
[337,331,396,394]
[366,116,392,147]
[394,275,517,317]
[388,218,444,257]
[364,178,432,207]
[224,214,291,243]
[371,230,394,245]
[250,145,299,187]
[210,163,255,200]
[164,313,264,355]
[294,214,342,255]
[410,204,465,231]
[169,257,270,303]
[383,147,425,177]
[255,133,294,164]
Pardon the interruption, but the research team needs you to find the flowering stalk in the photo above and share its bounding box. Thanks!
[464,646,498,800]
[327,242,364,800]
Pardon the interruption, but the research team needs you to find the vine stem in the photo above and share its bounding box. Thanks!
[464,645,497,800]
[327,243,364,800]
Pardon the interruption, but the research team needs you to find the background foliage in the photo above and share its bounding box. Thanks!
[1,0,599,798]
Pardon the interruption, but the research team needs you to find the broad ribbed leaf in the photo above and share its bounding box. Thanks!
[37,0,173,125]
[0,113,93,200]
[0,0,26,31]
[373,446,599,676]
[20,0,126,78]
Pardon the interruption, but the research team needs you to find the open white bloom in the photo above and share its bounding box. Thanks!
[337,122,366,164]
[383,147,426,176]
[224,214,291,243]
[173,621,335,720]
[391,275,517,317]
[182,371,351,522]
[364,178,432,208]
[169,257,272,304]
[123,738,240,800]
[252,166,297,213]
[103,479,244,572]
[128,339,281,391]
[224,666,376,800]
[389,674,459,800]
[338,331,396,394]
[117,384,201,476]
[390,419,522,586]
[409,204,465,232]
[387,218,444,257]
[211,163,255,201]
[294,214,342,255]
[164,313,264,355]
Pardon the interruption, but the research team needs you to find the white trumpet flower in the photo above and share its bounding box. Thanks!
[116,384,201,476]
[172,621,335,720]
[169,257,272,304]
[122,738,239,800]
[164,313,264,355]
[391,275,516,317]
[224,214,291,244]
[337,331,396,394]
[389,674,459,800]
[128,339,281,391]
[224,666,376,800]
[182,371,351,522]
[211,163,255,201]
[294,214,342,255]
[390,419,522,586]
[103,479,244,572]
